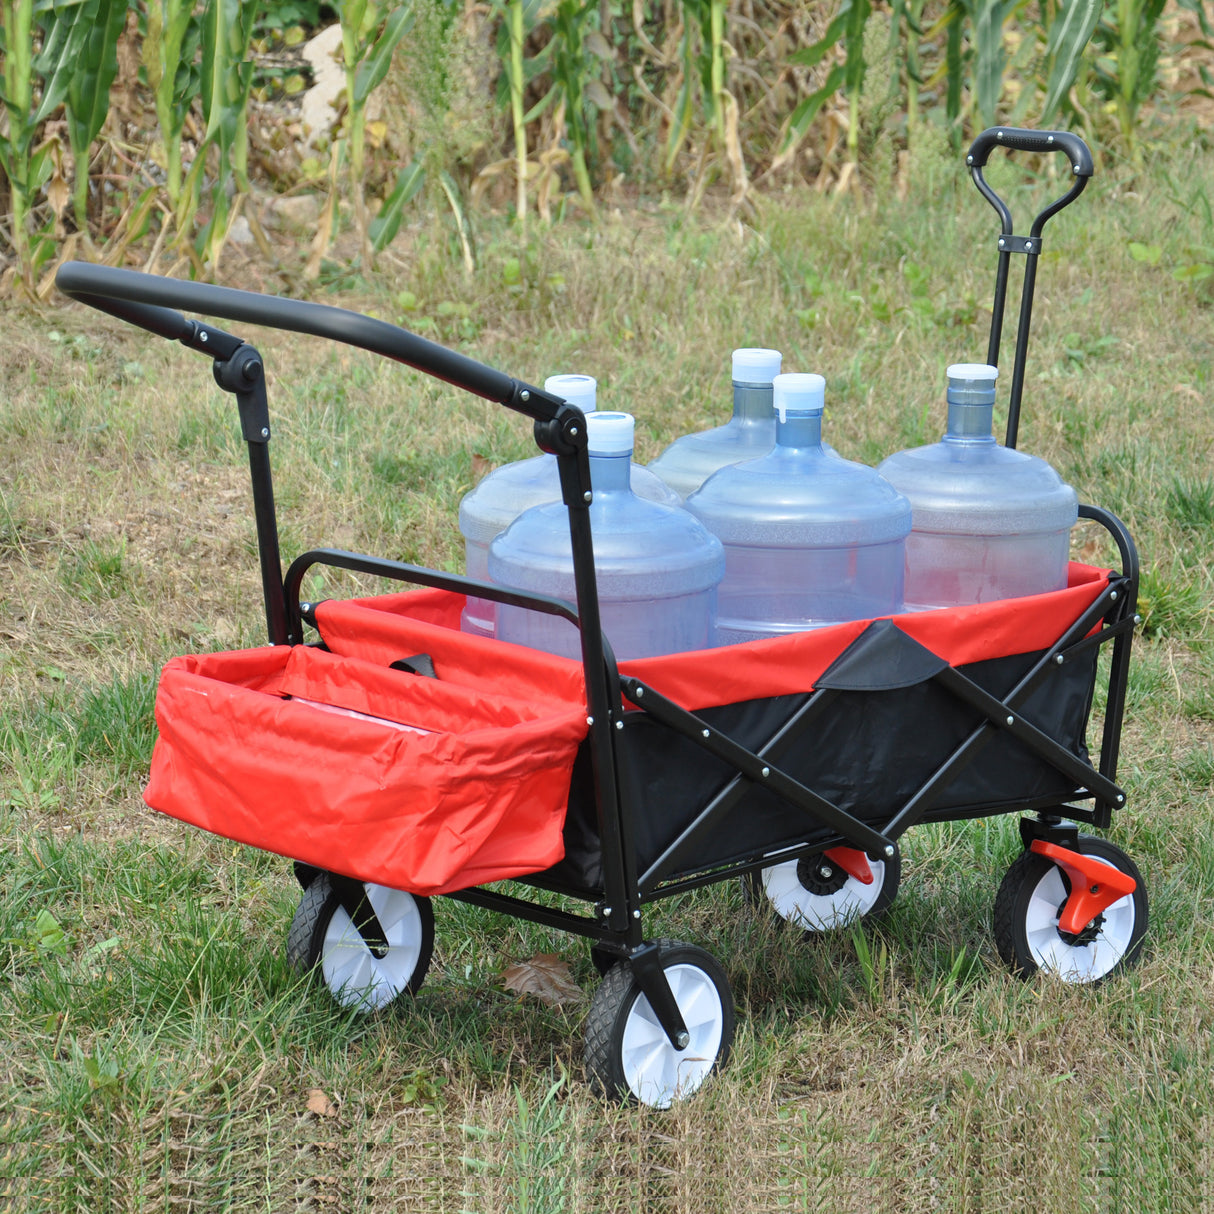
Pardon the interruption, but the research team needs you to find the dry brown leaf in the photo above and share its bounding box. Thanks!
[305,1088,339,1118]
[501,953,584,1007]
[470,453,495,482]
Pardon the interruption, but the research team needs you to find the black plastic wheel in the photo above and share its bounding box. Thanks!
[287,873,435,1011]
[749,845,901,932]
[993,835,1147,983]
[584,940,735,1109]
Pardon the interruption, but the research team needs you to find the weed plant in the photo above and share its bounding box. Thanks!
[2,135,1213,1210]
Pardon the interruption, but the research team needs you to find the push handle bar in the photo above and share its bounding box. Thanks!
[54,262,570,427]
[966,127,1093,450]
[967,126,1093,177]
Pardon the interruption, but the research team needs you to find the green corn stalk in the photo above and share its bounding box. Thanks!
[506,0,528,233]
[0,0,95,288]
[142,0,201,214]
[337,0,416,265]
[1091,0,1167,166]
[1038,0,1103,123]
[666,0,727,173]
[780,0,867,163]
[542,0,601,214]
[184,0,259,265]
[64,0,127,232]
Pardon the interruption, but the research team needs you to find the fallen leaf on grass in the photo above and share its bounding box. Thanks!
[305,1088,339,1118]
[501,953,584,1007]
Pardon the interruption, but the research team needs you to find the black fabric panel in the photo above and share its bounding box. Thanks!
[816,619,950,691]
[545,645,1098,896]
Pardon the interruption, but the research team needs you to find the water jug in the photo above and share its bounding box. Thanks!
[877,364,1078,610]
[686,373,912,644]
[647,348,783,499]
[458,374,679,637]
[489,412,725,660]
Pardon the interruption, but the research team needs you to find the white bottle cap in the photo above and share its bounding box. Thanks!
[545,374,597,411]
[585,411,635,455]
[946,363,999,382]
[772,372,825,420]
[732,348,783,385]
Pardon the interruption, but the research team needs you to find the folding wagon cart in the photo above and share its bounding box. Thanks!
[56,127,1146,1109]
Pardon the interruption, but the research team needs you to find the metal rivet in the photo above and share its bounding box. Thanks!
[301,602,312,613]
[200,331,208,342]
[884,845,895,859]
[761,766,770,778]
[602,906,612,917]
[615,720,623,731]
[586,716,594,726]
[1025,242,1033,252]
[1055,654,1064,665]
[967,155,974,164]
[1110,591,1118,601]
[820,866,833,880]
[583,490,593,503]
[634,687,644,697]
[1006,715,1014,726]
[701,729,710,738]
[998,238,1006,248]
[1134,614,1142,625]
[569,425,579,436]
[1074,163,1081,173]
[675,1031,690,1050]
[261,427,270,438]
[1116,794,1124,804]
[520,389,530,401]
[1047,135,1055,143]
[632,909,641,919]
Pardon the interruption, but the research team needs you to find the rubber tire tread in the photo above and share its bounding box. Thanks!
[584,939,735,1105]
[287,873,333,972]
[993,835,1147,982]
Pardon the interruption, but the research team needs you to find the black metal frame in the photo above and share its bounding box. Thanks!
[53,126,1136,1055]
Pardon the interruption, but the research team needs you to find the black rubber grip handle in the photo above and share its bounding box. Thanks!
[967,127,1093,177]
[55,261,518,404]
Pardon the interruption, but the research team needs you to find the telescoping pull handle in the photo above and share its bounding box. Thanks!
[966,126,1094,450]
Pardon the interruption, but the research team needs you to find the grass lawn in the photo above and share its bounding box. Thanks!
[2,134,1213,1211]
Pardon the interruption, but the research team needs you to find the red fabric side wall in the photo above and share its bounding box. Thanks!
[143,645,588,895]
[316,591,588,707]
[320,566,1111,713]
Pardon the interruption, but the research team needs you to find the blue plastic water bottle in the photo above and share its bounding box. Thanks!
[647,348,783,499]
[687,373,912,644]
[459,375,679,637]
[490,411,725,660]
[877,364,1078,610]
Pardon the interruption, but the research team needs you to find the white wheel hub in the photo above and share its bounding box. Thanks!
[762,857,886,930]
[321,883,425,1011]
[1023,863,1137,983]
[620,964,724,1109]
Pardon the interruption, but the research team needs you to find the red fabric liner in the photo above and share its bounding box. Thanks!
[143,644,588,895]
[319,563,1111,713]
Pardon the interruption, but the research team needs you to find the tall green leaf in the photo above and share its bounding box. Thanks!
[64,0,126,229]
[1039,0,1101,122]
